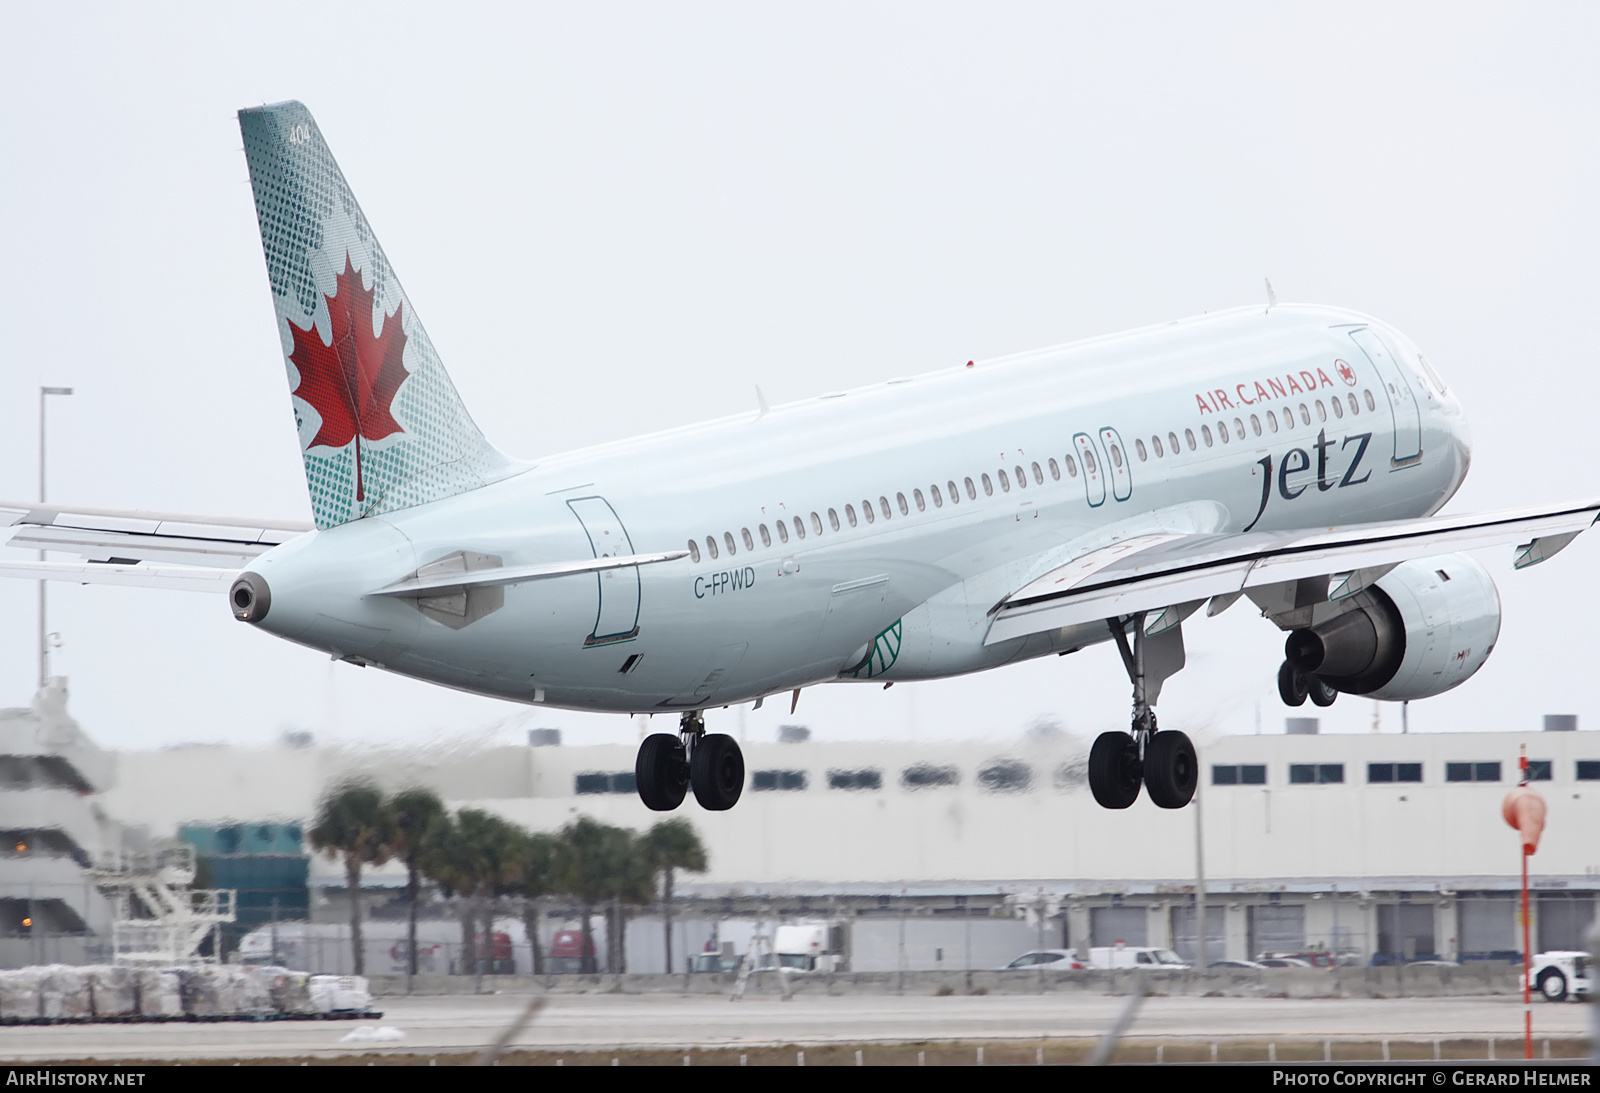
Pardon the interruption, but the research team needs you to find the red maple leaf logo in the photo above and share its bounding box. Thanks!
[287,256,409,502]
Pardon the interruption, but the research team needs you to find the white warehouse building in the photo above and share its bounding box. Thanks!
[93,716,1600,969]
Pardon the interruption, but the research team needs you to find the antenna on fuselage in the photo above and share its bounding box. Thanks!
[755,385,771,419]
[1264,278,1278,312]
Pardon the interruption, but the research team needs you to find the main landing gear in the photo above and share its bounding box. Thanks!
[636,710,745,812]
[1088,613,1198,810]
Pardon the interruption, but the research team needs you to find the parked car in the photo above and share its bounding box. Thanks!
[688,953,742,974]
[1208,960,1267,970]
[1527,951,1592,1002]
[1257,957,1314,968]
[998,949,1085,971]
[1086,946,1190,970]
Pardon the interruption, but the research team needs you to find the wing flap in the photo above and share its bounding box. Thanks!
[986,500,1600,645]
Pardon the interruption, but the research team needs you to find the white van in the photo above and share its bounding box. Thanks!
[1087,946,1190,970]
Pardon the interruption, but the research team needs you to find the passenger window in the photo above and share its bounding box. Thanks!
[862,500,875,524]
[1031,462,1043,484]
[965,476,978,498]
[827,508,840,532]
[688,539,701,563]
[1152,436,1164,457]
[949,478,962,500]
[879,496,892,520]
[1233,417,1245,440]
[1083,449,1097,474]
[1135,439,1148,462]
[1201,424,1213,447]
[896,492,909,515]
[1364,390,1376,411]
[794,516,806,540]
[742,528,754,551]
[1013,465,1026,487]
[930,484,943,507]
[1168,431,1179,454]
[1218,422,1229,444]
[760,524,772,547]
[1064,455,1078,477]
[1048,459,1060,481]
[776,520,789,544]
[1316,399,1327,422]
[998,469,1011,491]
[1299,403,1311,425]
[1267,411,1279,433]
[1280,408,1293,431]
[1331,396,1344,419]
[913,489,925,511]
[1109,445,1123,468]
[1250,414,1262,436]
[707,535,719,560]
[1184,429,1196,451]
[811,512,823,535]
[724,532,737,556]
[845,504,857,527]
[982,473,993,495]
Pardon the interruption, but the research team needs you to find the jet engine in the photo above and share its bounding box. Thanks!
[1283,554,1501,702]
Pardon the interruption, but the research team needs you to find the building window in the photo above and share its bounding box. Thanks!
[1446,762,1502,783]
[977,760,1033,793]
[1212,764,1266,786]
[1526,760,1552,782]
[752,769,808,791]
[827,768,883,791]
[900,763,959,789]
[1368,763,1422,783]
[575,772,636,795]
[1576,761,1600,781]
[1290,763,1344,784]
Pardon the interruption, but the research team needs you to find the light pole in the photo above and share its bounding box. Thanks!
[38,386,73,691]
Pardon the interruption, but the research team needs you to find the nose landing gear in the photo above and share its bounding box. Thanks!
[1087,613,1198,810]
[635,710,745,812]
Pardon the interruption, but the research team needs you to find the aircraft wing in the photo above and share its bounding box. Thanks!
[0,501,312,592]
[985,499,1600,645]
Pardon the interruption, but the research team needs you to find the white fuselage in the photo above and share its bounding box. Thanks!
[246,304,1470,713]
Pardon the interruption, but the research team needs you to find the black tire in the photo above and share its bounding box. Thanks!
[691,733,745,811]
[1278,660,1309,707]
[636,733,689,811]
[1308,675,1338,707]
[1538,969,1567,1003]
[1089,731,1142,809]
[1144,730,1198,809]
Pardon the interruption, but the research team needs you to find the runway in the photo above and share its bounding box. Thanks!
[0,991,1590,1063]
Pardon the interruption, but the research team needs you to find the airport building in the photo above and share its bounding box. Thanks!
[76,711,1600,973]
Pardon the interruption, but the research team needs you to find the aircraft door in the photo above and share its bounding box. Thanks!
[565,496,641,645]
[1073,433,1107,507]
[1348,328,1422,464]
[1099,426,1133,502]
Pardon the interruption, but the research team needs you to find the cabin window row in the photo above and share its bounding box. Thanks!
[1134,391,1376,463]
[686,449,1099,563]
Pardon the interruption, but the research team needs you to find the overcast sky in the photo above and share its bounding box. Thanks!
[2,4,1598,753]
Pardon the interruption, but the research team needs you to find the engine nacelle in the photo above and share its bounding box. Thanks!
[1284,554,1501,702]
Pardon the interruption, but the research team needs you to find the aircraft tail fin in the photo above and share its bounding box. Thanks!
[238,102,520,530]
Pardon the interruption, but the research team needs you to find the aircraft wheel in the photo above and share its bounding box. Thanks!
[1089,731,1143,809]
[636,733,689,811]
[691,733,745,811]
[1144,730,1198,809]
[1308,675,1338,707]
[1278,661,1309,707]
[1538,969,1568,1003]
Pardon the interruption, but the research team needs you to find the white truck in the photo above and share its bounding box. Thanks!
[1086,945,1190,970]
[758,923,846,973]
[1528,951,1592,1002]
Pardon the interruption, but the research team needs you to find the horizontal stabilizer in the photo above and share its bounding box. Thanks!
[373,550,690,597]
[986,499,1600,645]
[0,501,310,568]
[0,559,238,593]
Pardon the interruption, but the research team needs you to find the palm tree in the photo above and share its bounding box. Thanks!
[513,831,559,976]
[308,780,391,976]
[553,816,644,975]
[644,819,708,974]
[386,786,445,989]
[421,808,524,983]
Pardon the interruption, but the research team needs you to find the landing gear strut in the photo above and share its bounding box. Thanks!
[635,710,745,812]
[1089,613,1197,810]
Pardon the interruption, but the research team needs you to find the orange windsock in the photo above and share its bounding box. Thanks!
[1501,786,1547,854]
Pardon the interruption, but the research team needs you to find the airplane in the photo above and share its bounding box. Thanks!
[2,101,1596,816]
